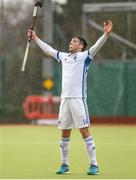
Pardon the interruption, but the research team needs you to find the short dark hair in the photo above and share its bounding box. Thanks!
[77,36,88,51]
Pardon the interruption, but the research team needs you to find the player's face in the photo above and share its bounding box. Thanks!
[69,37,83,53]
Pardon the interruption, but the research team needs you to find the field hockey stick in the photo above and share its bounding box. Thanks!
[21,1,43,72]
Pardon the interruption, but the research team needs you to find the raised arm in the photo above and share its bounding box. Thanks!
[89,20,113,58]
[28,30,57,59]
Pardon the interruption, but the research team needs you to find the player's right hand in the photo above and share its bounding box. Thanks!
[27,29,38,41]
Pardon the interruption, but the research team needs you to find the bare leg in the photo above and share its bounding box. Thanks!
[61,129,71,138]
[79,126,90,139]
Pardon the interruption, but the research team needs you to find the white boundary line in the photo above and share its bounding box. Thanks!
[0,141,136,146]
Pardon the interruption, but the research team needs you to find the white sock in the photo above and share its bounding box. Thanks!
[60,138,70,165]
[84,136,98,166]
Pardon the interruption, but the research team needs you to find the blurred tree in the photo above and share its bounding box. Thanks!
[0,0,43,121]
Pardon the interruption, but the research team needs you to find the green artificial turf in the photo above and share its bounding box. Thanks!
[0,125,136,179]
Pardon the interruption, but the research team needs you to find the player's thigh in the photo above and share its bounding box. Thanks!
[58,99,73,129]
[70,98,90,128]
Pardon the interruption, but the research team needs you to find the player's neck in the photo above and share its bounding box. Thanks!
[69,49,81,54]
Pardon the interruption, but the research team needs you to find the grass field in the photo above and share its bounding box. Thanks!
[0,125,136,179]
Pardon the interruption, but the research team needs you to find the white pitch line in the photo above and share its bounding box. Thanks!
[0,141,136,146]
[0,141,55,145]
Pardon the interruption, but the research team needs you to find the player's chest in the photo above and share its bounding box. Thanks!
[62,54,83,64]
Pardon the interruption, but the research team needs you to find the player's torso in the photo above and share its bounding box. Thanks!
[62,52,85,76]
[60,51,92,98]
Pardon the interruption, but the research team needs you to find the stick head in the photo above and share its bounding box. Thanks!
[35,1,43,7]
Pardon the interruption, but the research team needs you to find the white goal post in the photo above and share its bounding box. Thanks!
[83,2,136,13]
[82,2,136,56]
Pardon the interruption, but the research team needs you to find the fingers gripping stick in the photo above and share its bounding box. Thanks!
[21,1,43,72]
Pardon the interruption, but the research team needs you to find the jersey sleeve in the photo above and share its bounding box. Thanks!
[36,38,60,62]
[88,33,108,58]
[82,50,93,61]
[56,51,68,62]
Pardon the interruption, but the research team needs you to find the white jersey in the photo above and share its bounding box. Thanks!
[36,33,107,98]
[57,51,92,98]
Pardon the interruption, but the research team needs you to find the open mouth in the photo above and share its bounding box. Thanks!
[69,45,73,49]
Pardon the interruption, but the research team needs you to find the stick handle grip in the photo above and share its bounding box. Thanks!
[21,6,38,72]
[21,42,30,71]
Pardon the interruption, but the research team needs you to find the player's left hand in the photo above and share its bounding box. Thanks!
[104,20,113,36]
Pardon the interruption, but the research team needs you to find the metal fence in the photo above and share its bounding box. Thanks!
[0,59,136,123]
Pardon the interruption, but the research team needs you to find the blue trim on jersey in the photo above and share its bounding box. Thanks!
[82,56,92,98]
[88,50,90,55]
[57,51,61,63]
